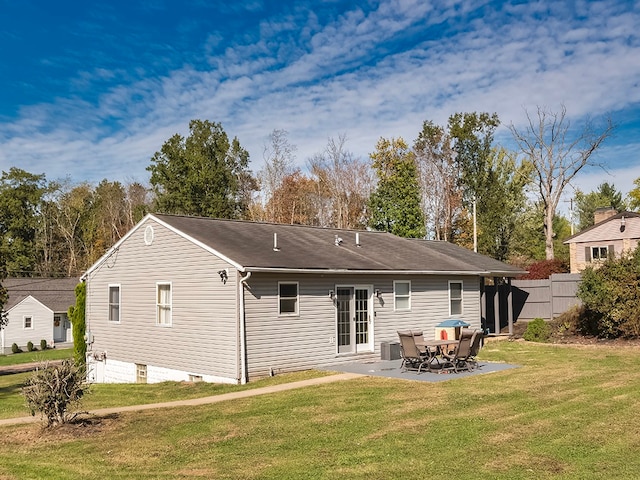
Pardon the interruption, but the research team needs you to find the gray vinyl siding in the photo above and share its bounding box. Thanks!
[85,218,240,381]
[374,275,480,342]
[243,273,481,379]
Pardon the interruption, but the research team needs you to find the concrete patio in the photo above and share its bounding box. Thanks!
[321,358,519,382]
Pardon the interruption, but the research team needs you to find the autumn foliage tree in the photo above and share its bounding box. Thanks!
[265,171,318,225]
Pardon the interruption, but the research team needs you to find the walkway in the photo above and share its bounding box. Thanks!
[0,372,363,427]
[0,360,64,376]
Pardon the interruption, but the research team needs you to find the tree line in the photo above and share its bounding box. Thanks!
[2,106,636,285]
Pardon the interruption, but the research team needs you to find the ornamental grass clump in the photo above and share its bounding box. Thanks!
[22,359,89,427]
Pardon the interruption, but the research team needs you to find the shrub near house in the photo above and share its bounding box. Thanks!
[577,244,640,338]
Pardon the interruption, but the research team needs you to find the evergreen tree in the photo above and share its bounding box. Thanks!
[575,182,625,231]
[69,282,86,367]
[148,119,257,218]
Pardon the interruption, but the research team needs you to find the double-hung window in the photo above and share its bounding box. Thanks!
[23,316,33,329]
[156,282,172,326]
[278,282,298,316]
[394,281,411,311]
[449,281,463,316]
[108,285,121,323]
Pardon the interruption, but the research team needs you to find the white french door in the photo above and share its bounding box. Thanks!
[336,285,373,354]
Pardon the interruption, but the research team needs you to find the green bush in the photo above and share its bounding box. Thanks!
[40,339,48,350]
[11,343,21,354]
[523,318,551,342]
[578,245,640,338]
[27,341,35,352]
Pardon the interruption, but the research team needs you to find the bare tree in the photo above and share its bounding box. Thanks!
[308,134,373,229]
[510,105,614,259]
[259,129,297,222]
[414,121,462,241]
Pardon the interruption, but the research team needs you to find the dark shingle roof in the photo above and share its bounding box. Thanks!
[3,277,79,312]
[152,214,525,277]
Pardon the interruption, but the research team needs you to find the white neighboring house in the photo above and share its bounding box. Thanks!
[1,278,78,354]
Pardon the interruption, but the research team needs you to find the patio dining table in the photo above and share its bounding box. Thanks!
[421,338,457,355]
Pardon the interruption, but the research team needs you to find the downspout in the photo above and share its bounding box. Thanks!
[239,271,251,385]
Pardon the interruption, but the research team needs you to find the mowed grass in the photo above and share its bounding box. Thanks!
[0,369,331,420]
[1,341,640,479]
[0,347,73,366]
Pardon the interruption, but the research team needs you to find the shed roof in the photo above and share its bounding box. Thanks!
[143,214,525,277]
[3,277,79,312]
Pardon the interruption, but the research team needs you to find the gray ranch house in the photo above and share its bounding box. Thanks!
[82,213,524,384]
[1,277,77,354]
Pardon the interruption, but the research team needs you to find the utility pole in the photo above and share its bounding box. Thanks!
[473,197,477,253]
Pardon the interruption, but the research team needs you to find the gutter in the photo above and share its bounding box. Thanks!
[241,267,526,277]
[238,271,251,385]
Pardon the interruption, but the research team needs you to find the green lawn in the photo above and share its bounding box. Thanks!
[1,341,640,479]
[0,347,73,366]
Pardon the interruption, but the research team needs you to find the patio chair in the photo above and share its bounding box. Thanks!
[467,329,484,370]
[411,330,442,369]
[441,328,477,373]
[397,331,436,374]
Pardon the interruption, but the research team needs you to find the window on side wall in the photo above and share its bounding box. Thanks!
[394,280,411,311]
[24,316,33,329]
[278,282,299,316]
[589,245,612,261]
[156,282,172,326]
[449,281,463,316]
[108,284,121,322]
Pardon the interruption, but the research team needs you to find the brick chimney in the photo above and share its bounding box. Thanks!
[594,207,617,224]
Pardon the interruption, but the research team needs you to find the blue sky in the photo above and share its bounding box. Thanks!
[1,0,639,205]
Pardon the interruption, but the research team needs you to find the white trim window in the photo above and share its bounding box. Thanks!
[394,280,411,311]
[156,282,172,326]
[278,282,299,316]
[23,315,33,329]
[449,281,463,316]
[108,284,121,323]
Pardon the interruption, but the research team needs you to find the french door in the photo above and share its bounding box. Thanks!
[336,286,373,354]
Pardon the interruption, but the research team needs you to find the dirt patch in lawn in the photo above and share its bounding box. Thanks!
[0,414,121,447]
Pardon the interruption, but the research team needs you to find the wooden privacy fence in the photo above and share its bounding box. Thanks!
[484,273,582,333]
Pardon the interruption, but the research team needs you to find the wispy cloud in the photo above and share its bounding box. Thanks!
[0,0,639,198]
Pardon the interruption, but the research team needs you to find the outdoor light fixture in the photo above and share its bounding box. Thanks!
[621,216,626,232]
[218,269,229,284]
[329,289,335,300]
[375,289,381,298]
